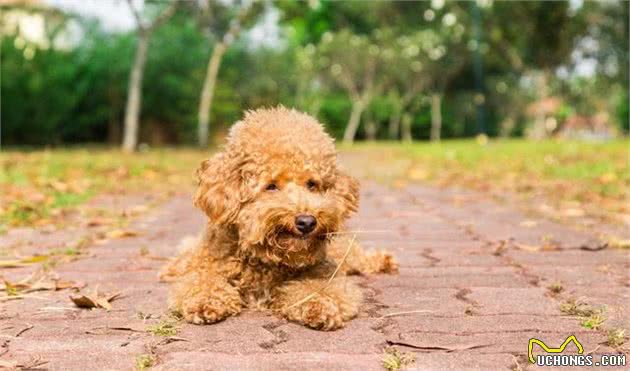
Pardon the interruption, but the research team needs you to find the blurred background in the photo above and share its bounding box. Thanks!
[1,0,628,147]
[0,0,628,232]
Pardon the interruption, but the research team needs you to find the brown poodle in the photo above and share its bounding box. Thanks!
[160,107,397,330]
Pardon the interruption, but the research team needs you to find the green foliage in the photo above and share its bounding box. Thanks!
[617,91,629,134]
[1,1,627,145]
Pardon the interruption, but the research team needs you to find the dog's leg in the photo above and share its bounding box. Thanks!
[272,277,361,331]
[327,235,398,275]
[169,268,242,325]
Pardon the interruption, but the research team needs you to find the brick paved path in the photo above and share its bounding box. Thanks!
[1,182,628,370]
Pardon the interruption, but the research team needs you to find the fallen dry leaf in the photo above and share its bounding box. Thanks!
[407,167,429,181]
[562,208,585,217]
[579,242,608,251]
[519,220,538,228]
[514,243,541,252]
[106,229,139,239]
[48,180,69,192]
[86,217,112,227]
[0,355,47,369]
[1,271,85,295]
[129,205,149,214]
[70,290,121,310]
[0,360,18,369]
[607,238,630,249]
[0,255,49,268]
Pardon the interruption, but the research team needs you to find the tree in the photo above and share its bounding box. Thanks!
[482,1,582,138]
[384,31,432,141]
[314,30,389,144]
[195,0,262,148]
[122,0,178,152]
[418,6,468,141]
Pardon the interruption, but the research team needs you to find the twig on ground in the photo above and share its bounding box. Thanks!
[287,235,357,309]
[15,324,33,337]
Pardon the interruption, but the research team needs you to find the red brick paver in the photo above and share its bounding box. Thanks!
[1,182,628,370]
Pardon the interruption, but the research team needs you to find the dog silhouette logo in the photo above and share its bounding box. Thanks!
[528,335,584,363]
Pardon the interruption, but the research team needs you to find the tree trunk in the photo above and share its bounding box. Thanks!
[388,105,402,140]
[364,111,377,141]
[198,42,227,148]
[342,100,366,145]
[401,113,412,143]
[499,115,516,138]
[107,116,120,144]
[429,92,442,142]
[532,71,550,139]
[122,32,149,153]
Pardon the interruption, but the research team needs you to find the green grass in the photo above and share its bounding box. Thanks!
[382,346,415,371]
[345,139,628,184]
[51,191,93,208]
[1,148,203,227]
[580,312,606,330]
[342,138,629,225]
[607,329,626,347]
[147,318,178,337]
[2,139,627,227]
[135,354,156,370]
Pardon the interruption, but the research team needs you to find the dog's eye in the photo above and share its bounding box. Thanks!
[306,179,319,191]
[265,183,278,191]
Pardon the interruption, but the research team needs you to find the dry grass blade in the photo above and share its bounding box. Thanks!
[379,310,434,318]
[287,235,357,309]
[37,306,80,312]
[387,340,492,353]
[0,294,54,302]
[86,326,144,335]
[325,229,394,236]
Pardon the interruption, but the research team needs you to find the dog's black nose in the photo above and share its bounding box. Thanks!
[295,214,317,235]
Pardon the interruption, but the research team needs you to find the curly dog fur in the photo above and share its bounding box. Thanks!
[160,106,397,330]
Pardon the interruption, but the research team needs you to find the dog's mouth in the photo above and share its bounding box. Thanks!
[277,229,328,241]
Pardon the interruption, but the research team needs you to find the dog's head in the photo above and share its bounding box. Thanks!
[194,107,359,269]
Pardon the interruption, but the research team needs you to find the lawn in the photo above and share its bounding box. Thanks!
[343,138,629,227]
[1,148,203,228]
[1,139,628,229]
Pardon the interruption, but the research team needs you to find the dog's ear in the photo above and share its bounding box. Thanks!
[193,153,241,225]
[333,169,360,217]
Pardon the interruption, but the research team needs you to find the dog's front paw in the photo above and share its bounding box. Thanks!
[281,294,357,331]
[180,294,241,325]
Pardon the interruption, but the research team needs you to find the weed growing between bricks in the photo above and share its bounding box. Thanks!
[381,347,415,371]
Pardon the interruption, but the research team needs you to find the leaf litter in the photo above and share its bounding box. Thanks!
[69,287,122,310]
